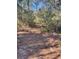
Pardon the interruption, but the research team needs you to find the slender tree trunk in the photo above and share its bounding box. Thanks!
[27,0,30,10]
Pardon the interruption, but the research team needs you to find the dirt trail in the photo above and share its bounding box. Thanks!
[17,28,61,59]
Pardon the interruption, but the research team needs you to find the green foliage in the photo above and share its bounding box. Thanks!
[17,0,61,33]
[17,4,36,27]
[33,10,61,33]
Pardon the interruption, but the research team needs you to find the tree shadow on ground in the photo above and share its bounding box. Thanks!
[17,31,61,59]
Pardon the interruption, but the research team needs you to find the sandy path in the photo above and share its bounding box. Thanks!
[17,28,61,59]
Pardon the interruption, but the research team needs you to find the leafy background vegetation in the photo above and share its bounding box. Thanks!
[17,0,61,33]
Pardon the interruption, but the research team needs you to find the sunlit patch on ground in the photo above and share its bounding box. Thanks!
[17,28,61,59]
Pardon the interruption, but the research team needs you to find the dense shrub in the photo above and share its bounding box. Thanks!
[17,0,61,33]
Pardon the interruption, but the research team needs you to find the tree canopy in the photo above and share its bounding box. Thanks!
[17,0,61,33]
